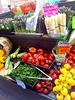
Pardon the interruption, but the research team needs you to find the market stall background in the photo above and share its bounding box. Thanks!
[0,1,75,100]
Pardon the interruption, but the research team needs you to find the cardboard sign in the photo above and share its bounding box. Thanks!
[43,4,58,17]
[58,42,70,54]
[72,16,75,29]
[20,1,36,13]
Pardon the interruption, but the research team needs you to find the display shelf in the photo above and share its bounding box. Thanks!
[0,34,57,100]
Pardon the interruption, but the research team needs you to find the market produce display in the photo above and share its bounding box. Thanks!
[0,1,75,99]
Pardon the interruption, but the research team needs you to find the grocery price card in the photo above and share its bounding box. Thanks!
[43,4,58,17]
[16,79,26,89]
[72,16,75,29]
[58,42,70,54]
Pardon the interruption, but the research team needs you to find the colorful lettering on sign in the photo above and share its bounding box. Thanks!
[20,1,36,13]
[58,42,70,54]
[43,4,58,17]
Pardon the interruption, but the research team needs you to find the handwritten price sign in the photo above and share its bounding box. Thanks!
[43,4,58,17]
[20,1,36,13]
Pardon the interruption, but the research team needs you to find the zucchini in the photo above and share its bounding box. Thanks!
[5,56,10,69]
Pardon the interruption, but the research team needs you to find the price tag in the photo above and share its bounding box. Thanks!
[58,42,70,54]
[43,4,58,17]
[16,79,26,89]
[20,1,36,13]
[72,16,75,29]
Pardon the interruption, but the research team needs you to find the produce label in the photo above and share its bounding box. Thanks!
[43,4,58,17]
[20,1,36,13]
[58,42,70,54]
[72,16,75,29]
[16,79,26,89]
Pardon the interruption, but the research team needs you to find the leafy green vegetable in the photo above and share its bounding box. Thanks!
[9,64,42,86]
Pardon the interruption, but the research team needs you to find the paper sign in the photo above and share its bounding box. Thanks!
[43,4,58,17]
[48,0,60,2]
[58,42,70,54]
[72,16,75,29]
[20,1,36,13]
[16,79,26,89]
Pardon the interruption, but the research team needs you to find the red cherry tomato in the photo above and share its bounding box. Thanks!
[49,53,54,58]
[52,74,58,81]
[44,53,48,57]
[68,55,73,60]
[68,60,74,65]
[27,53,32,57]
[72,56,75,62]
[71,63,75,67]
[44,57,48,61]
[55,70,61,76]
[35,61,40,65]
[29,47,37,54]
[36,83,42,90]
[44,64,49,68]
[49,69,55,74]
[71,49,75,54]
[28,57,34,60]
[27,59,32,63]
[41,81,46,87]
[38,88,43,93]
[48,85,53,91]
[32,59,35,64]
[22,53,29,60]
[38,56,45,61]
[48,56,54,61]
[35,58,39,62]
[40,61,45,66]
[45,60,52,65]
[68,53,73,56]
[43,88,49,94]
[37,48,44,55]
[33,54,39,59]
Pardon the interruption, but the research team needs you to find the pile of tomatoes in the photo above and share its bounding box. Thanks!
[35,69,61,94]
[22,47,55,68]
[65,45,75,68]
